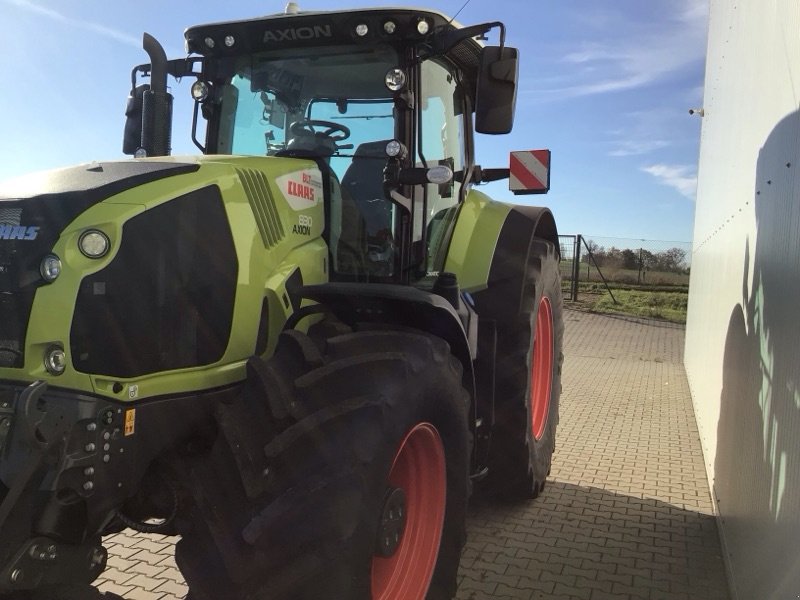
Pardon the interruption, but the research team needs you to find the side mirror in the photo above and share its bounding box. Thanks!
[122,84,149,155]
[475,46,519,135]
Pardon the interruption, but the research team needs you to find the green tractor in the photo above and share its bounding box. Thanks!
[0,5,563,599]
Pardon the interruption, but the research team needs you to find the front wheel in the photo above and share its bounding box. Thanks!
[304,330,471,599]
[176,329,471,600]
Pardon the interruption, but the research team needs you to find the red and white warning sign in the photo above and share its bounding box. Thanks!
[509,149,551,195]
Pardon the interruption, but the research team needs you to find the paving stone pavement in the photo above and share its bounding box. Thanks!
[456,310,730,600]
[95,309,730,599]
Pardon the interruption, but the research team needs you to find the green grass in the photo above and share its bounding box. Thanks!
[566,289,688,323]
[591,289,688,323]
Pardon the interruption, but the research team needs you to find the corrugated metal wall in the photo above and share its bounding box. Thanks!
[685,1,800,598]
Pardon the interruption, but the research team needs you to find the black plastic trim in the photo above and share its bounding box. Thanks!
[472,206,559,317]
[299,282,474,385]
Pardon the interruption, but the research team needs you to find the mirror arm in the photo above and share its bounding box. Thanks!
[428,21,506,57]
[471,166,509,184]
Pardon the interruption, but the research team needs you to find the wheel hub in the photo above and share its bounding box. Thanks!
[375,487,407,557]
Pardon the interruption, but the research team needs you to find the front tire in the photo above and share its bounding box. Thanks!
[176,328,470,600]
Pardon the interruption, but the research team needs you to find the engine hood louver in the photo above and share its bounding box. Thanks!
[237,169,285,249]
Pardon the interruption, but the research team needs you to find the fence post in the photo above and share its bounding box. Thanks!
[572,235,582,301]
[638,247,643,284]
[580,236,617,304]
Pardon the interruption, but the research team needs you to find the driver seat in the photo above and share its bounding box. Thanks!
[341,141,393,236]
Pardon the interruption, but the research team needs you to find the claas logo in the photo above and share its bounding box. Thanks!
[0,225,39,240]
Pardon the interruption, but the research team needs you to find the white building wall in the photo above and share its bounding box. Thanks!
[686,1,800,598]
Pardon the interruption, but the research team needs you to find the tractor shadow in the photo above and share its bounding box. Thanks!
[714,108,800,599]
[458,481,729,599]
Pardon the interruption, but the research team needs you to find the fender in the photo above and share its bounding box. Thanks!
[443,190,509,293]
[446,197,559,472]
[443,190,559,294]
[298,282,476,401]
[471,203,559,317]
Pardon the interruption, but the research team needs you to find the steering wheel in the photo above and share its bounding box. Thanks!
[289,119,351,142]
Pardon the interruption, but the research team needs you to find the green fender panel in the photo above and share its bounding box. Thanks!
[445,189,560,296]
[444,190,512,293]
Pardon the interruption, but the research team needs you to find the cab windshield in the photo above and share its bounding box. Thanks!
[217,44,400,279]
[217,44,398,179]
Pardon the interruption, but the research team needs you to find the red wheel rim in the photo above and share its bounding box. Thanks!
[531,296,554,440]
[371,423,446,600]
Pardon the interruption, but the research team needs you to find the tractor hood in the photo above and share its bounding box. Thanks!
[0,161,201,285]
[0,161,200,238]
[0,160,200,370]
[0,153,325,391]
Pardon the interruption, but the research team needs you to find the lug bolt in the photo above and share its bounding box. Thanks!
[85,443,96,452]
[103,455,110,463]
[103,443,110,452]
[10,569,22,583]
[103,431,110,441]
[86,422,97,431]
[84,467,95,476]
[83,481,94,491]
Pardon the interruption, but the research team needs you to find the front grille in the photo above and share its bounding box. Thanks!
[70,186,238,378]
[0,201,58,368]
[0,209,21,226]
[0,292,30,368]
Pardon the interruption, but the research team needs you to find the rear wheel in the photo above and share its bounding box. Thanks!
[176,328,470,600]
[484,238,564,498]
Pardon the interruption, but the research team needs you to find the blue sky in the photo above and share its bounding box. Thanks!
[0,0,707,242]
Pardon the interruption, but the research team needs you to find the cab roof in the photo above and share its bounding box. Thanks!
[184,7,484,84]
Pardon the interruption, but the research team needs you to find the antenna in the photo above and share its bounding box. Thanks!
[447,0,473,25]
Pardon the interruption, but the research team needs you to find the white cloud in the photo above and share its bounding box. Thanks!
[606,108,695,157]
[525,0,708,100]
[609,139,670,157]
[3,0,140,48]
[641,164,697,200]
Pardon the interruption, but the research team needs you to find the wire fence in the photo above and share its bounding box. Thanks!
[559,235,692,301]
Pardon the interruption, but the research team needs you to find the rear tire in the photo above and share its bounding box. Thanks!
[484,238,564,498]
[176,328,470,600]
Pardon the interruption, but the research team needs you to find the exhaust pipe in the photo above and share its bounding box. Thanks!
[143,33,168,95]
[140,33,172,157]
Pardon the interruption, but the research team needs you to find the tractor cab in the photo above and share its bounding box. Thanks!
[123,5,539,283]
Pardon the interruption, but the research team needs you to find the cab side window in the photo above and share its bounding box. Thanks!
[418,59,466,273]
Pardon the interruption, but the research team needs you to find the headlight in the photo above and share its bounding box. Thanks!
[79,230,110,258]
[40,254,62,282]
[191,80,210,102]
[385,139,407,159]
[385,68,407,92]
[44,345,66,375]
